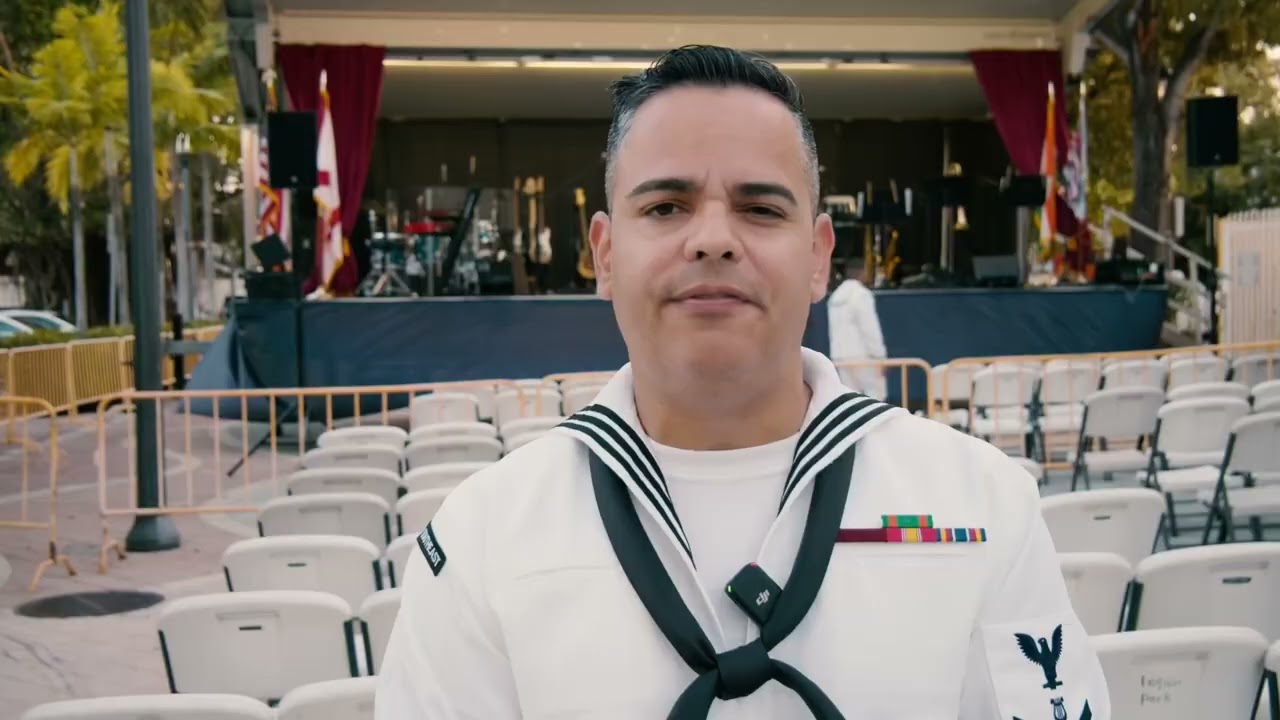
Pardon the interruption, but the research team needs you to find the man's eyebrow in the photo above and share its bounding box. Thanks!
[736,182,798,207]
[626,177,696,198]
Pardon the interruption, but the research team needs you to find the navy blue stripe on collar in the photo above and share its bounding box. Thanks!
[560,413,694,563]
[781,396,893,511]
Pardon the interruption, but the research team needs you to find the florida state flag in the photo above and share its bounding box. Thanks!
[308,70,357,297]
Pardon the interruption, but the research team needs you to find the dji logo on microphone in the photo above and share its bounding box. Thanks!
[755,590,770,606]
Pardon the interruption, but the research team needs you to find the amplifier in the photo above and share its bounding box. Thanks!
[245,271,300,300]
[1094,259,1165,286]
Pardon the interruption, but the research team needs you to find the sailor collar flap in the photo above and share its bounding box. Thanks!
[554,348,904,566]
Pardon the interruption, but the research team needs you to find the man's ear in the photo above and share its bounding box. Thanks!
[590,211,613,300]
[809,213,835,303]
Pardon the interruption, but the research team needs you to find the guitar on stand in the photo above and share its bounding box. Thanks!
[533,177,554,292]
[575,187,595,288]
[510,177,530,294]
[523,177,540,292]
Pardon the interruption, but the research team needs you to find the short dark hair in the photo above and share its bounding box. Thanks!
[604,45,820,209]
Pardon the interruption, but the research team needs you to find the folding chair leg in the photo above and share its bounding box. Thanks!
[1219,507,1233,544]
[1250,516,1263,542]
[1164,492,1179,538]
[1201,506,1217,546]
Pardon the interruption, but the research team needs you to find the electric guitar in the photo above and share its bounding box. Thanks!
[575,187,594,281]
[510,176,530,294]
[533,176,553,266]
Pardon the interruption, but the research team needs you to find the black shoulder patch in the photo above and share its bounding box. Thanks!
[417,522,447,576]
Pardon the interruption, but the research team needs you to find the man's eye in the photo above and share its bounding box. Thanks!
[645,202,682,217]
[745,205,785,219]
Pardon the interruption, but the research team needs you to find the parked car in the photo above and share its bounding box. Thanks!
[0,309,76,333]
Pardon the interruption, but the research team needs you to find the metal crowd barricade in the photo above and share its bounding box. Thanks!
[0,396,76,591]
[831,358,933,412]
[940,339,1280,473]
[94,378,525,574]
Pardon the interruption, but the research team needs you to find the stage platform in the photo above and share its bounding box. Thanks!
[190,285,1167,415]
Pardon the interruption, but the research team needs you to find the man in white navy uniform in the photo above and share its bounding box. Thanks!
[377,45,1109,720]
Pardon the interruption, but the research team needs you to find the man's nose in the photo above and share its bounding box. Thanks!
[682,205,743,261]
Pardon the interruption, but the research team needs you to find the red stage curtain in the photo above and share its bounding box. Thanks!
[970,49,1078,235]
[277,44,385,294]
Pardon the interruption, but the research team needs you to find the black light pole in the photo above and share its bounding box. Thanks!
[124,0,179,551]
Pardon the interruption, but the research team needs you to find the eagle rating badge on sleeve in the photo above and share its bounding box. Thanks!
[983,619,1095,720]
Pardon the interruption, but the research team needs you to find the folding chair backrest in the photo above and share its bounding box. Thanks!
[402,462,490,494]
[301,446,402,476]
[1038,364,1100,406]
[20,695,274,720]
[287,468,403,507]
[1167,355,1229,389]
[1232,353,1280,388]
[385,533,417,587]
[1256,396,1280,414]
[1254,379,1280,408]
[494,387,563,427]
[1131,542,1280,640]
[316,426,407,451]
[1153,397,1250,456]
[223,535,383,609]
[407,421,497,444]
[1058,552,1133,636]
[259,492,392,550]
[971,365,1039,408]
[403,436,503,469]
[563,384,608,415]
[157,591,355,703]
[277,677,377,720]
[409,392,480,428]
[1165,381,1251,403]
[1081,387,1164,439]
[359,589,403,675]
[1225,412,1280,475]
[1102,358,1167,390]
[397,488,451,538]
[500,416,564,439]
[934,363,979,402]
[504,431,544,453]
[1040,488,1165,567]
[1092,626,1268,719]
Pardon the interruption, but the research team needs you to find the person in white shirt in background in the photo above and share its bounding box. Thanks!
[377,44,1109,720]
[827,257,887,399]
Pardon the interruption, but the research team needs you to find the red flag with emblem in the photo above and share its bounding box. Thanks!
[309,70,356,296]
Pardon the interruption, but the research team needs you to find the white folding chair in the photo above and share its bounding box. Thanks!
[1233,354,1280,389]
[1141,397,1250,539]
[1036,363,1099,435]
[562,383,607,415]
[358,589,402,675]
[1058,552,1133,635]
[396,488,451,538]
[287,468,403,507]
[1128,542,1280,641]
[20,695,274,720]
[931,362,979,429]
[1102,358,1167,390]
[1092,627,1268,719]
[1069,387,1164,491]
[157,591,356,704]
[385,533,417,587]
[402,462,489,494]
[277,677,377,720]
[969,365,1040,455]
[1041,488,1165,567]
[1167,355,1229,389]
[500,416,563,440]
[503,431,544,453]
[409,392,480,428]
[403,436,503,469]
[1258,396,1280,414]
[1166,381,1251,402]
[315,426,407,451]
[223,535,383,609]
[301,446,402,476]
[1200,412,1280,543]
[259,492,392,550]
[1254,379,1280,409]
[494,387,563,428]
[407,421,497,445]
